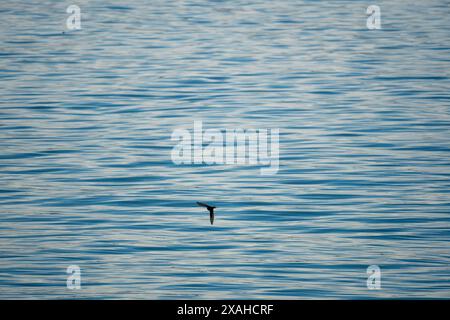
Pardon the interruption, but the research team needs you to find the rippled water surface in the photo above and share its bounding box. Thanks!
[1,0,450,299]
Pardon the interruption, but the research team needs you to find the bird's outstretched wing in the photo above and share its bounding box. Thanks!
[197,201,216,209]
[210,211,214,225]
[197,201,209,208]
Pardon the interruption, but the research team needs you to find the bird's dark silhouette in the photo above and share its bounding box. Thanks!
[196,202,216,225]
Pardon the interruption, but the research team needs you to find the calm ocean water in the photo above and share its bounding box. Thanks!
[1,0,450,299]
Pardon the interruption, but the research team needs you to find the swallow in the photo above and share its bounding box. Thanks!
[196,202,216,225]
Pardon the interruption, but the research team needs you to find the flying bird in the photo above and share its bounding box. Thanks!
[196,202,216,225]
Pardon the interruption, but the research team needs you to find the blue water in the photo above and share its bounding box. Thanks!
[1,0,450,299]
